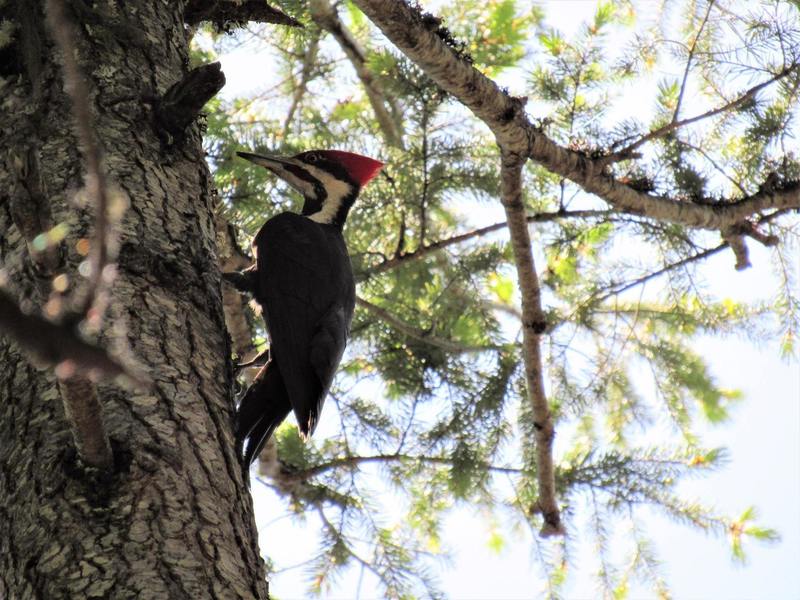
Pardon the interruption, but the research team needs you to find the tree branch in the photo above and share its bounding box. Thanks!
[0,289,138,383]
[58,377,114,470]
[356,297,500,354]
[499,151,563,537]
[279,452,523,483]
[360,209,612,279]
[350,0,800,231]
[605,64,796,165]
[155,62,226,145]
[184,0,302,28]
[309,0,404,147]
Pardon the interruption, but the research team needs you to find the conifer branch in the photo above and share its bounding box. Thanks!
[309,0,404,147]
[349,0,800,231]
[279,453,523,482]
[362,209,611,278]
[282,33,321,138]
[356,297,501,354]
[499,151,563,537]
[604,64,798,165]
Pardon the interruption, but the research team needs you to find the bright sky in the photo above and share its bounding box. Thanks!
[211,1,800,597]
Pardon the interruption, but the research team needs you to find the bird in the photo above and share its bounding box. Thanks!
[226,148,384,473]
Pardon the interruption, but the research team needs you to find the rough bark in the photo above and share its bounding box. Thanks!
[0,1,268,598]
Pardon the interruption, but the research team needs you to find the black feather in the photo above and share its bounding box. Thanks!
[234,211,355,466]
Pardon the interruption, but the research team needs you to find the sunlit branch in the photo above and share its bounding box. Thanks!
[673,1,715,122]
[499,151,563,537]
[350,0,800,231]
[605,63,798,165]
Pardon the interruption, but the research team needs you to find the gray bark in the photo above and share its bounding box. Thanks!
[0,2,267,598]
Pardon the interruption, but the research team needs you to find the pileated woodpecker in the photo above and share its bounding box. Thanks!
[227,149,383,471]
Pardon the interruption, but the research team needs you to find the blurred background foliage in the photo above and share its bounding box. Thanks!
[194,0,797,597]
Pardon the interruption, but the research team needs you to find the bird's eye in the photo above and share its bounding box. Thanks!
[306,152,320,163]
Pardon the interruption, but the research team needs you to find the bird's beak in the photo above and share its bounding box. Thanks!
[236,151,314,198]
[237,151,295,177]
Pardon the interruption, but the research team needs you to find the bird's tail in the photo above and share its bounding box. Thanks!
[234,361,292,476]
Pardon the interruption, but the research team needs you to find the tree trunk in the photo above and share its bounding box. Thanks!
[0,2,267,598]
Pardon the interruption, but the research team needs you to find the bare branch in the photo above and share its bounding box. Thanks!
[310,0,404,147]
[356,297,500,354]
[41,0,125,471]
[350,0,800,231]
[592,243,729,305]
[721,231,750,270]
[184,0,302,28]
[499,151,563,537]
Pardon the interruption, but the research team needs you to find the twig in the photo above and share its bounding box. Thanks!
[0,289,140,384]
[673,1,715,122]
[592,243,729,305]
[282,33,321,137]
[356,297,500,354]
[281,452,523,482]
[499,151,563,537]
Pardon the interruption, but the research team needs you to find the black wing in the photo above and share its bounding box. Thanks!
[253,212,355,437]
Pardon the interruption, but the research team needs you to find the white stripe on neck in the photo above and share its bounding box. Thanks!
[305,166,352,225]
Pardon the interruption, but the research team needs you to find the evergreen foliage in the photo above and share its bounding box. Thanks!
[197,1,796,596]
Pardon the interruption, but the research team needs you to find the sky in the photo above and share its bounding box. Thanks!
[208,1,800,597]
